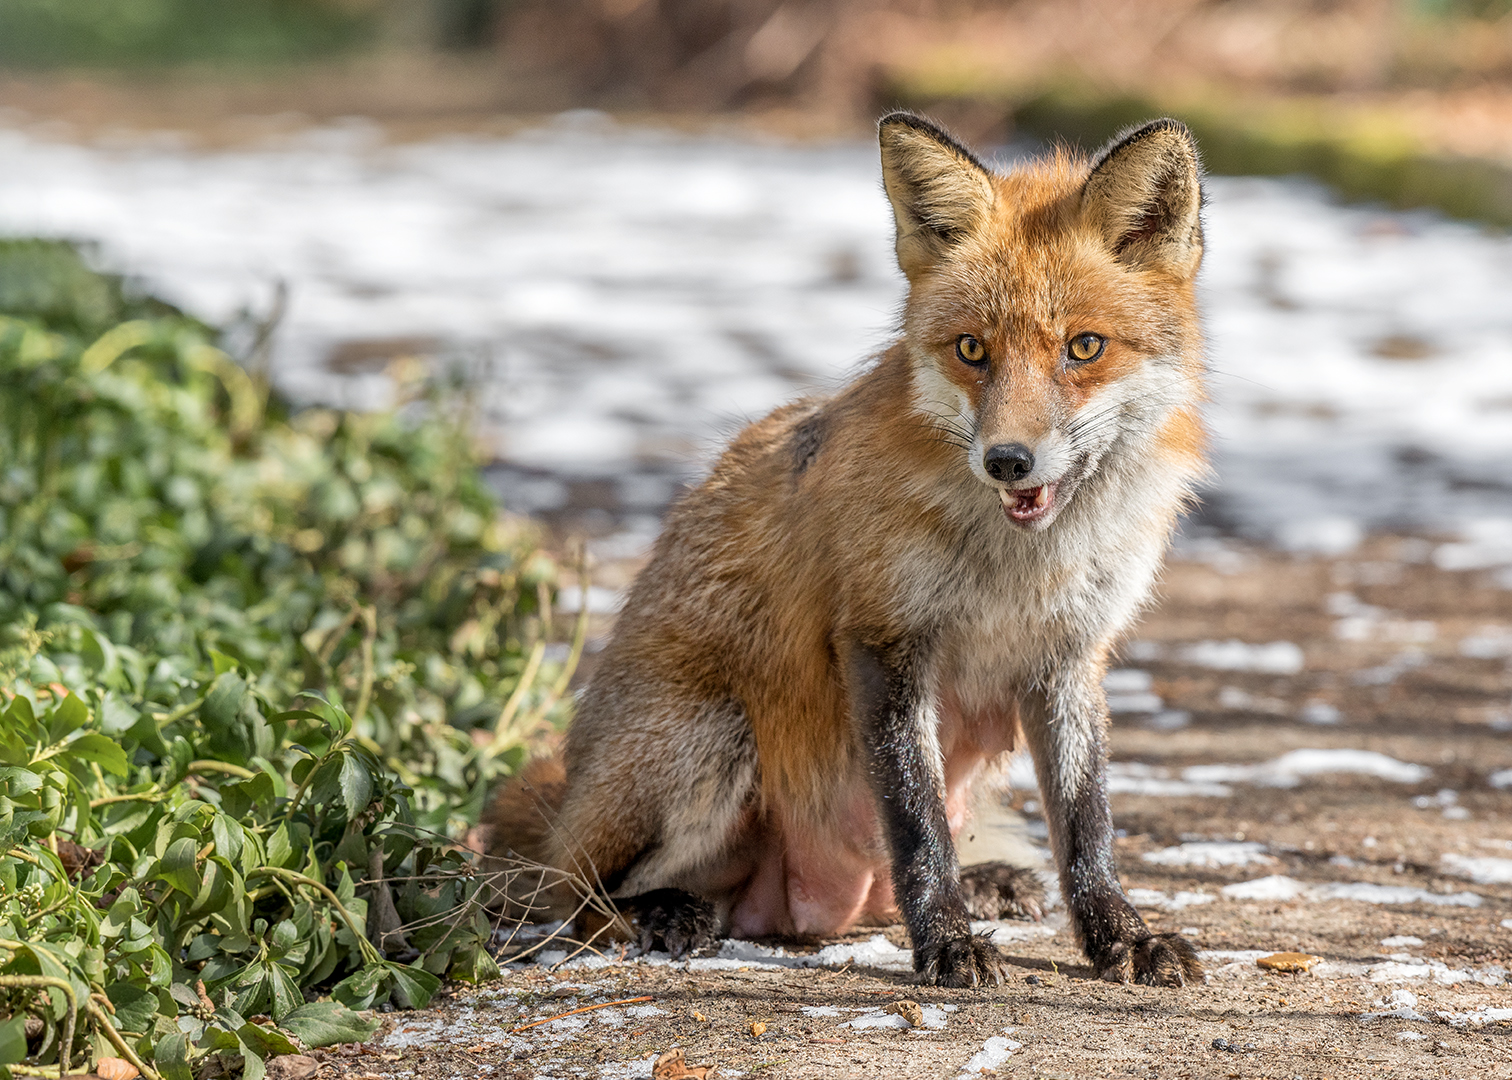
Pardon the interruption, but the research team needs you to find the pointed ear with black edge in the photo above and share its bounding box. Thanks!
[878,111,996,282]
[1081,118,1204,278]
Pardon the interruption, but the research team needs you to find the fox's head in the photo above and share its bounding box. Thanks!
[879,113,1207,531]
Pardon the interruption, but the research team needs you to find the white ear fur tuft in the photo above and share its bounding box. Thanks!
[878,112,995,281]
[1081,119,1203,277]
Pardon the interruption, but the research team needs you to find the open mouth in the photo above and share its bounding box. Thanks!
[999,482,1058,524]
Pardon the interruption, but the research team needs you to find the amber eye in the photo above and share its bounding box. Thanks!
[956,334,987,365]
[1068,333,1106,364]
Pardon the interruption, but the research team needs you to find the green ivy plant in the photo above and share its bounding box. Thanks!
[0,241,578,1080]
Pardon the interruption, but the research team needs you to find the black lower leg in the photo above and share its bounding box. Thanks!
[850,641,1007,988]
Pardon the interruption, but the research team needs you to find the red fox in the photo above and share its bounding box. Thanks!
[486,113,1208,987]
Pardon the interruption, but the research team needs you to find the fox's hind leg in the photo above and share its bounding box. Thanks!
[958,863,1045,921]
[620,888,719,958]
[548,692,759,948]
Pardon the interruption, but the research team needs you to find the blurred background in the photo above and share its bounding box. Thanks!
[4,0,1512,551]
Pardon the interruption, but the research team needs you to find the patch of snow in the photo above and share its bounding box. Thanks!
[811,934,914,974]
[1220,875,1309,901]
[1439,1007,1512,1029]
[1441,853,1512,885]
[1198,949,1273,980]
[843,1004,950,1031]
[1380,935,1425,947]
[958,1034,1022,1075]
[382,1019,453,1049]
[1459,626,1512,658]
[1275,516,1362,556]
[1143,841,1274,868]
[625,1005,665,1018]
[598,1056,657,1080]
[1107,691,1164,714]
[1006,752,1038,791]
[1176,640,1304,674]
[1360,989,1429,1023]
[1107,762,1233,797]
[1313,882,1481,907]
[1103,669,1153,693]
[1299,700,1342,725]
[1183,748,1430,788]
[1128,888,1216,911]
[799,1005,840,1017]
[555,584,623,614]
[1491,769,1512,789]
[1223,876,1483,907]
[1396,1030,1427,1041]
[971,919,1061,944]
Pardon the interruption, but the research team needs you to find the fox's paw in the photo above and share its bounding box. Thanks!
[959,862,1045,922]
[625,888,718,959]
[1097,932,1202,987]
[915,933,1009,988]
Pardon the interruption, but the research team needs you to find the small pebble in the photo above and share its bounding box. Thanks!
[1025,975,1041,985]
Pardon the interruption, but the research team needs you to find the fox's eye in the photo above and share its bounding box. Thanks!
[1068,333,1106,364]
[955,335,987,365]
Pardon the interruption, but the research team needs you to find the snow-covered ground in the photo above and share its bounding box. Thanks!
[2,113,1511,551]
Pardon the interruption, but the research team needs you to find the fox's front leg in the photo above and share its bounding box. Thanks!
[849,641,1008,988]
[1019,657,1201,986]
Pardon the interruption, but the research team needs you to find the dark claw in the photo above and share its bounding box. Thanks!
[1099,931,1203,987]
[915,932,1010,987]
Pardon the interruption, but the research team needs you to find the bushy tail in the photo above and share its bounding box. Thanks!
[482,755,566,864]
[478,755,575,919]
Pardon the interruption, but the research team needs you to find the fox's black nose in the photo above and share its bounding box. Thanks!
[984,443,1035,482]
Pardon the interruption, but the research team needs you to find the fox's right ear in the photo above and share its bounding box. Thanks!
[879,112,995,282]
[1081,118,1204,278]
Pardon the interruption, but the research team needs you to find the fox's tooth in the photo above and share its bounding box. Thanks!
[1033,486,1049,508]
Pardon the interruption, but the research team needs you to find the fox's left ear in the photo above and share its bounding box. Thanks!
[1081,119,1203,278]
[879,112,995,282]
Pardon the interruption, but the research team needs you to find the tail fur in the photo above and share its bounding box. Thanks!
[479,755,576,920]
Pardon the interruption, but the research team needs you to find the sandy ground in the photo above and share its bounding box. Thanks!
[300,534,1512,1079]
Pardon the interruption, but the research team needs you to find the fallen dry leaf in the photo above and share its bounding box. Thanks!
[749,1020,766,1037]
[95,1057,138,1080]
[884,999,925,1028]
[265,1057,321,1080]
[652,1047,717,1080]
[691,1010,707,1022]
[1256,952,1324,973]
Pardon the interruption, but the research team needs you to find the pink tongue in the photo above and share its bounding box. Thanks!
[1007,486,1047,518]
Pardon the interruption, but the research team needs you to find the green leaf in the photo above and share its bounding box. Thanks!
[46,691,90,740]
[159,836,201,895]
[0,1016,27,1067]
[336,753,372,818]
[238,1035,268,1080]
[265,824,294,869]
[154,1032,193,1080]
[385,962,440,1010]
[330,965,384,1011]
[66,732,129,776]
[238,1022,299,1058]
[106,983,161,1036]
[266,963,304,1022]
[276,1002,379,1049]
[99,693,141,736]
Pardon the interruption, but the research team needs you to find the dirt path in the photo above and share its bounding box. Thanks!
[319,534,1512,1078]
